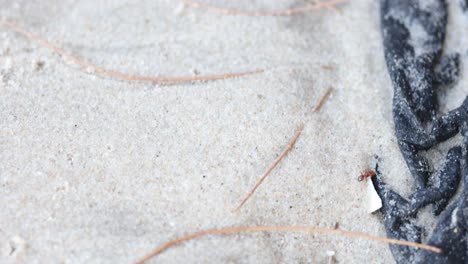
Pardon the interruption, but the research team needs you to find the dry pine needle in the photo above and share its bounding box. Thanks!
[135,225,442,264]
[182,0,347,16]
[0,18,263,84]
[233,123,304,212]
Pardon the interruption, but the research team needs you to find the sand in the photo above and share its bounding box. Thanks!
[1,0,467,263]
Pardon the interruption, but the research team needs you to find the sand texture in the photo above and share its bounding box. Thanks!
[1,1,467,263]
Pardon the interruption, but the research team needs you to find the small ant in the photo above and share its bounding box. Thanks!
[358,169,376,182]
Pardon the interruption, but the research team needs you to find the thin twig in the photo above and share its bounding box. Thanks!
[0,18,263,84]
[312,86,333,112]
[233,123,305,212]
[135,225,442,264]
[182,0,347,16]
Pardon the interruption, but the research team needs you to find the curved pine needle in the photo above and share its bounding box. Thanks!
[0,18,263,84]
[182,0,347,16]
[135,225,442,264]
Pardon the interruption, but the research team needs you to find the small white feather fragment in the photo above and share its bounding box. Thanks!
[326,250,336,264]
[367,179,382,213]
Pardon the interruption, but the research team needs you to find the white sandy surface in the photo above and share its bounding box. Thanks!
[1,1,467,263]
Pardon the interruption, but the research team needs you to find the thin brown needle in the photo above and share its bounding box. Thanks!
[313,0,341,13]
[321,65,335,70]
[0,18,263,84]
[233,123,305,212]
[135,225,442,264]
[312,86,333,112]
[182,0,347,16]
